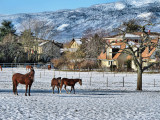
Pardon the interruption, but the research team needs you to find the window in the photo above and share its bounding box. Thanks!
[109,61,112,65]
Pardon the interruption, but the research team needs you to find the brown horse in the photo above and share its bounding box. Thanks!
[26,65,33,71]
[60,78,82,94]
[12,68,35,96]
[51,77,61,94]
[48,65,51,70]
[0,65,2,71]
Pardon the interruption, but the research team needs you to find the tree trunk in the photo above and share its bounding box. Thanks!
[137,68,142,90]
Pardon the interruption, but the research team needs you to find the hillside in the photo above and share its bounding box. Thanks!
[0,0,160,42]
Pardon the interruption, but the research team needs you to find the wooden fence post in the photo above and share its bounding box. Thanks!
[79,72,80,78]
[90,77,92,86]
[66,71,67,77]
[106,77,108,87]
[123,77,124,87]
[53,70,55,78]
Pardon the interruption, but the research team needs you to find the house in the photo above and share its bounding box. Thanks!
[98,32,160,71]
[37,40,63,60]
[62,38,82,52]
[23,38,63,61]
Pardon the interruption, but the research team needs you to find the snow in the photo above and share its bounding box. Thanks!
[1,68,160,119]
[1,0,160,42]
[75,38,82,45]
[39,41,48,46]
[126,0,160,7]
[128,41,136,45]
[115,2,125,10]
[137,12,152,18]
[57,24,69,31]
[112,45,121,48]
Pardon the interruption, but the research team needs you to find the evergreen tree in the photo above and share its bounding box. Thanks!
[0,20,16,42]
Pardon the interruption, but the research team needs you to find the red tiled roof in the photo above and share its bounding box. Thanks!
[113,43,126,60]
[98,52,106,59]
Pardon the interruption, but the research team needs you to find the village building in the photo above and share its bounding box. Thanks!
[62,38,82,53]
[98,32,160,71]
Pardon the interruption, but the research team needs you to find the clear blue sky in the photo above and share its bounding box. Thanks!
[0,0,119,15]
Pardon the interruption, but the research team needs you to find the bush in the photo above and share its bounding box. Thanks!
[110,65,117,71]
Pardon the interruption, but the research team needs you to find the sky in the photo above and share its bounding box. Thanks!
[0,0,119,15]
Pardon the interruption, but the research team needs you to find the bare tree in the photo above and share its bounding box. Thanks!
[81,29,106,59]
[110,21,160,90]
[20,18,58,62]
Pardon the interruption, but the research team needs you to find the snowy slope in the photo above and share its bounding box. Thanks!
[0,0,160,42]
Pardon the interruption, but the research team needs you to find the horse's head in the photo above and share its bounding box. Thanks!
[79,79,82,85]
[29,68,35,80]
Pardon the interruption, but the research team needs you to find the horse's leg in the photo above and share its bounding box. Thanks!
[15,82,18,95]
[57,86,60,94]
[16,83,18,95]
[64,85,68,94]
[25,85,28,96]
[29,85,32,96]
[12,81,15,95]
[73,86,75,94]
[69,86,73,94]
[52,85,55,94]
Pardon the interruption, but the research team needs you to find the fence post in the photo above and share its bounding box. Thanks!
[66,71,67,77]
[106,77,108,87]
[90,77,92,86]
[53,69,55,78]
[88,67,89,74]
[154,79,155,87]
[103,71,104,77]
[44,69,45,76]
[40,72,41,78]
[79,72,80,78]
[123,77,124,87]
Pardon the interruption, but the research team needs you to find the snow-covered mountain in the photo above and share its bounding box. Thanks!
[0,0,160,42]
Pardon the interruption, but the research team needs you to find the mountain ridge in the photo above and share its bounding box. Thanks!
[0,0,160,42]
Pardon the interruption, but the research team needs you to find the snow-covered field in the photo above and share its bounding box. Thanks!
[1,68,160,120]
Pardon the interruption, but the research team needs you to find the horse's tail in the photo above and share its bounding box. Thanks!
[12,74,17,94]
[12,79,16,94]
[51,82,52,87]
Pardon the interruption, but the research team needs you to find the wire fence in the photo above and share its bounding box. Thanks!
[0,66,160,90]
